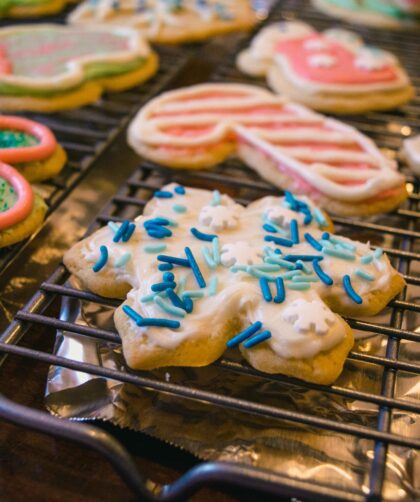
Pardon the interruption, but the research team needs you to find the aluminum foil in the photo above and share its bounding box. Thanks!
[45,261,420,501]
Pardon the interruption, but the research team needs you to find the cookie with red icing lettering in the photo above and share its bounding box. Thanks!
[0,116,66,183]
[237,22,414,113]
[0,162,47,248]
[0,0,79,18]
[63,184,405,384]
[127,83,408,216]
[0,24,158,112]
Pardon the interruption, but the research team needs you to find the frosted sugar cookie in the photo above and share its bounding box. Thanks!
[0,116,66,183]
[68,0,259,44]
[312,0,420,29]
[0,0,79,18]
[127,83,408,216]
[64,184,405,384]
[0,162,47,248]
[236,22,414,113]
[0,25,158,112]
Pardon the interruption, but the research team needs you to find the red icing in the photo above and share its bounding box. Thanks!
[0,47,12,75]
[0,116,57,164]
[0,162,34,231]
[276,34,398,85]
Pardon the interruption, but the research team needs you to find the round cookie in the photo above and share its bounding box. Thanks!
[64,184,405,385]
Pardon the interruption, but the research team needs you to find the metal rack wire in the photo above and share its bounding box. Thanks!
[0,44,192,275]
[0,0,419,500]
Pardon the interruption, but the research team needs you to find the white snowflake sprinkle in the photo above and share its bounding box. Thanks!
[199,204,242,231]
[282,299,336,335]
[221,242,262,267]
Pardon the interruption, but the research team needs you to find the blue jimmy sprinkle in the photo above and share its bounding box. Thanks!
[154,190,173,198]
[343,274,363,304]
[323,247,356,261]
[285,191,298,210]
[122,305,143,324]
[182,290,205,299]
[263,219,288,236]
[174,185,186,195]
[274,277,285,303]
[183,297,193,313]
[107,221,119,233]
[123,305,181,329]
[146,217,170,226]
[355,269,374,282]
[290,219,299,244]
[202,247,217,269]
[158,255,191,267]
[154,296,186,318]
[361,253,373,265]
[227,321,263,348]
[185,246,206,288]
[287,282,311,291]
[263,223,278,233]
[322,232,330,240]
[264,235,294,247]
[259,277,272,302]
[113,220,130,243]
[122,223,136,242]
[144,243,167,253]
[283,254,323,262]
[159,263,173,271]
[295,260,311,274]
[172,204,187,213]
[191,227,217,242]
[314,208,328,228]
[93,245,108,273]
[163,272,175,282]
[151,281,176,292]
[304,233,322,252]
[243,330,272,349]
[329,236,356,252]
[208,276,218,296]
[312,259,333,286]
[303,212,313,226]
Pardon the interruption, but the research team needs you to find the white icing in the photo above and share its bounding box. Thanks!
[354,47,398,71]
[323,28,363,51]
[0,24,151,91]
[128,83,404,202]
[402,135,420,175]
[76,184,399,363]
[308,53,337,68]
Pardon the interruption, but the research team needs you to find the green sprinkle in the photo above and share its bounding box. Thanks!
[212,237,220,265]
[141,292,158,303]
[265,257,296,270]
[361,254,374,265]
[287,282,312,290]
[208,276,218,296]
[246,267,277,281]
[173,204,187,213]
[176,275,187,296]
[314,208,328,228]
[211,190,221,206]
[252,264,281,272]
[182,290,205,299]
[202,246,217,269]
[154,296,186,318]
[374,248,383,259]
[292,275,318,282]
[114,253,131,268]
[144,243,167,253]
[330,236,356,252]
[355,269,375,281]
[281,270,302,280]
[323,247,356,261]
[296,260,311,274]
[107,221,119,233]
[230,265,248,273]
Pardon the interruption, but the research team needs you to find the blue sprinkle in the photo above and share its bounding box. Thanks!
[113,220,130,243]
[144,243,167,253]
[163,272,175,282]
[208,276,218,296]
[144,224,172,238]
[182,290,205,299]
[355,269,374,281]
[158,255,191,267]
[259,277,272,302]
[212,237,220,265]
[159,263,173,271]
[281,270,301,280]
[322,232,330,240]
[361,254,374,265]
[243,330,272,349]
[313,259,333,286]
[274,277,285,303]
[263,223,278,233]
[145,217,170,227]
[122,305,143,324]
[151,281,176,292]
[202,247,217,269]
[227,321,263,348]
[155,216,178,227]
[183,297,193,313]
[285,191,298,210]
[264,235,294,247]
[343,274,363,304]
[263,219,288,236]
[329,236,356,252]
[154,296,186,318]
[122,223,136,242]
[304,233,322,252]
[283,254,323,262]
[245,267,276,281]
[93,245,108,272]
[174,185,186,195]
[253,264,281,272]
[155,190,173,198]
[107,221,119,233]
[115,252,131,268]
[374,248,383,259]
[173,204,187,213]
[314,208,329,228]
[138,317,180,329]
[191,227,217,242]
[211,190,221,206]
[185,246,206,288]
[303,212,313,225]
[265,257,296,269]
[323,247,356,261]
[290,219,299,244]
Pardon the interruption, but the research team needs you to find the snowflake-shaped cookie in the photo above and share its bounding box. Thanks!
[282,299,336,335]
[199,204,242,231]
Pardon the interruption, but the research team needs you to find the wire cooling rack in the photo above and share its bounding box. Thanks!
[0,44,192,276]
[0,0,419,500]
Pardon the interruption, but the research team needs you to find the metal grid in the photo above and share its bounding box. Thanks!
[0,44,192,274]
[1,1,420,500]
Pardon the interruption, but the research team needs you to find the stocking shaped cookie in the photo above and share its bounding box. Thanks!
[0,24,158,112]
[68,0,258,44]
[128,83,407,216]
[237,22,414,113]
[0,116,66,182]
[64,184,405,385]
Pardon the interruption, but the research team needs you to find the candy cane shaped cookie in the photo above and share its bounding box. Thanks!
[64,184,405,385]
[128,83,408,216]
[237,22,414,113]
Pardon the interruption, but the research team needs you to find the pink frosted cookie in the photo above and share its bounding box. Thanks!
[63,184,405,384]
[127,83,408,216]
[236,22,414,113]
